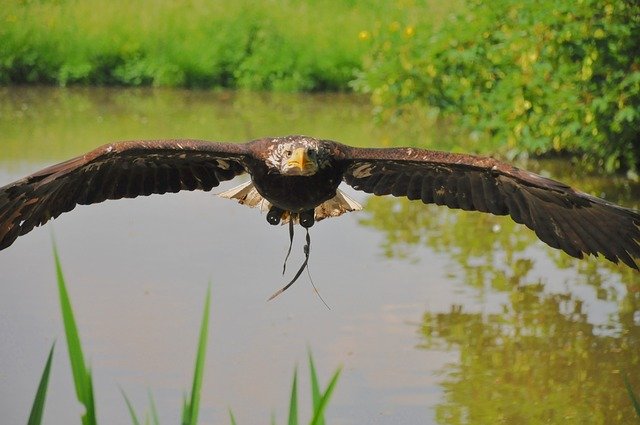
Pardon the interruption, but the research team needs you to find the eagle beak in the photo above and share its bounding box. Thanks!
[285,147,318,175]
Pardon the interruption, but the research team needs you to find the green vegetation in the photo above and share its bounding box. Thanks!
[0,0,461,91]
[355,0,640,173]
[2,1,638,171]
[26,246,341,424]
[27,344,55,425]
[54,244,97,425]
[1,0,371,91]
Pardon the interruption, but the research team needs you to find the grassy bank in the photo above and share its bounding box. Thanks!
[0,0,459,91]
[0,0,372,90]
[1,0,365,90]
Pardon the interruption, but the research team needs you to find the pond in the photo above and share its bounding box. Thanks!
[0,87,639,424]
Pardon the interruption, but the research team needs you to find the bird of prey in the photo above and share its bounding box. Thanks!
[1,135,639,280]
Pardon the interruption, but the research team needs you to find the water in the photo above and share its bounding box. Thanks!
[0,87,638,424]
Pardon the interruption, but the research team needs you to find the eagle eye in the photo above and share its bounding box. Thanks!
[284,149,292,158]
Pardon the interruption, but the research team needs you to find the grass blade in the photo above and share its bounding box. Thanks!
[307,351,324,425]
[27,343,55,425]
[120,388,142,425]
[181,395,189,425]
[53,243,97,425]
[287,368,298,425]
[309,367,342,425]
[228,408,238,425]
[624,374,640,417]
[148,390,160,425]
[182,284,212,425]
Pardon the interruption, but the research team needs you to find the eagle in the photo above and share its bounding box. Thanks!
[1,135,639,275]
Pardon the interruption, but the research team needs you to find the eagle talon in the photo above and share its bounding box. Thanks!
[300,209,315,228]
[267,206,284,225]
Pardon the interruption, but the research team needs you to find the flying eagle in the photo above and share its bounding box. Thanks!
[1,135,639,274]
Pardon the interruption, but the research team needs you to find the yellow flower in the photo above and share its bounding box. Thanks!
[358,30,371,41]
[389,21,401,32]
[404,26,415,38]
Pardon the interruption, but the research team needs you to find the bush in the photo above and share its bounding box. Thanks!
[355,0,640,174]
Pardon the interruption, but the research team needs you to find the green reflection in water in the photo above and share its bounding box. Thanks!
[0,86,470,169]
[420,286,639,424]
[360,173,639,423]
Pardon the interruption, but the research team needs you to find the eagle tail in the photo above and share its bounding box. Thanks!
[217,181,362,223]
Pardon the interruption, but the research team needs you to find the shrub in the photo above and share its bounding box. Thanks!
[355,0,640,173]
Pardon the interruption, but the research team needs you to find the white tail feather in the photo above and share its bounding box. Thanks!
[217,181,362,223]
[217,180,271,212]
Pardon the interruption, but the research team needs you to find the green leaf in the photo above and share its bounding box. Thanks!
[287,368,298,425]
[309,367,342,425]
[53,242,97,425]
[148,390,160,425]
[27,343,55,425]
[182,284,212,425]
[120,388,142,425]
[307,351,324,425]
[228,408,238,425]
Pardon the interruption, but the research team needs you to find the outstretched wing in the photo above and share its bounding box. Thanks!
[341,146,640,269]
[0,139,250,251]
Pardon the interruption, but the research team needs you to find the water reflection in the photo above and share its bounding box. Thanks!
[420,286,639,423]
[360,193,638,288]
[359,179,639,422]
[0,87,638,424]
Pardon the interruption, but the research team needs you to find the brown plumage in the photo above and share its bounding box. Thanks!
[1,135,639,270]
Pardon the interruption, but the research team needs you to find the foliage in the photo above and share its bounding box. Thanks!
[27,344,55,425]
[355,0,640,173]
[182,285,211,425]
[0,0,379,91]
[54,244,98,425]
[230,351,342,425]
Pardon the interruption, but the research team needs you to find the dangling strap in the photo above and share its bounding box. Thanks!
[268,227,312,301]
[303,230,331,309]
[282,218,295,275]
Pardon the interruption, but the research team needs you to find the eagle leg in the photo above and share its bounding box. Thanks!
[299,209,315,228]
[267,205,285,225]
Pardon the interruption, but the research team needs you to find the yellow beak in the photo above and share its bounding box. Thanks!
[285,147,317,175]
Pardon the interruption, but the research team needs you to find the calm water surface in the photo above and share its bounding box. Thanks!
[0,87,639,424]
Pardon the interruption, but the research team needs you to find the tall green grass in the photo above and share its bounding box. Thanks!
[229,351,341,425]
[26,344,55,425]
[0,0,408,90]
[53,245,97,425]
[26,245,341,423]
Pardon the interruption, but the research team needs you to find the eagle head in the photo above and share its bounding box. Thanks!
[266,136,329,176]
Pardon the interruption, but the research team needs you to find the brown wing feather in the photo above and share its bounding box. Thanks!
[341,146,640,269]
[0,139,250,251]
